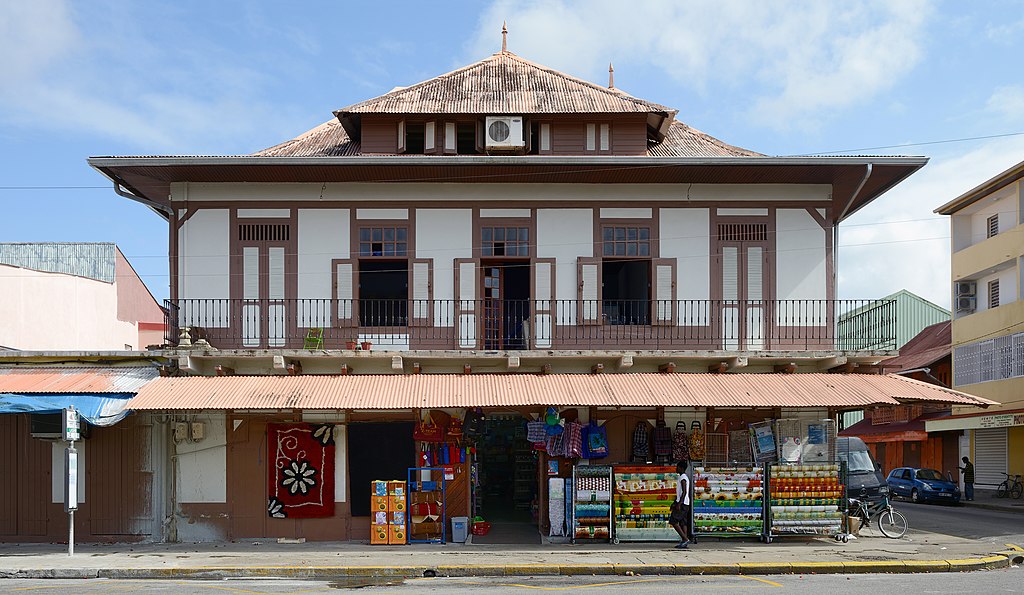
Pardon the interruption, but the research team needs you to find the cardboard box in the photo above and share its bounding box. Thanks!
[372,495,389,512]
[410,521,443,537]
[371,480,388,496]
[370,523,389,545]
[388,524,407,544]
[389,496,407,512]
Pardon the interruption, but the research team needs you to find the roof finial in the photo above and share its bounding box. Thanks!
[608,62,615,89]
[501,21,508,53]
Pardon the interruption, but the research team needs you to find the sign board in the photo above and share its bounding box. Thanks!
[62,407,80,442]
[925,411,1024,432]
[64,447,78,512]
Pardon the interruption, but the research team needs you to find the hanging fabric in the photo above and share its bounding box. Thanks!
[689,420,706,460]
[631,420,651,462]
[672,420,690,463]
[564,421,583,459]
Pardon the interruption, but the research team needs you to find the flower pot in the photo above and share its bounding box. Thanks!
[345,340,358,350]
[360,341,373,351]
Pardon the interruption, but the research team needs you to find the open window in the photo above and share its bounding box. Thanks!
[359,260,408,327]
[602,260,650,325]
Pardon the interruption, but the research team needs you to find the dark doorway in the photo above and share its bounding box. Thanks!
[481,262,531,349]
[473,415,539,544]
[359,260,408,327]
[602,260,650,325]
[348,422,415,516]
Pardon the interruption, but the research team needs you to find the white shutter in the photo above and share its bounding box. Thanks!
[334,260,355,326]
[540,123,551,152]
[974,428,1007,487]
[455,259,478,348]
[444,122,456,153]
[243,247,260,300]
[599,124,609,151]
[577,257,601,325]
[411,258,432,326]
[424,121,436,152]
[653,258,676,325]
[268,247,285,300]
[722,247,738,301]
[397,120,406,153]
[533,259,555,348]
[267,247,286,347]
[746,247,762,301]
[585,124,596,151]
[745,246,764,350]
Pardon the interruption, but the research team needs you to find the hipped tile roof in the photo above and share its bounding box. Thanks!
[127,372,995,412]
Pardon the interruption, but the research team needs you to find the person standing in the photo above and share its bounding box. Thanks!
[670,461,691,549]
[959,456,975,501]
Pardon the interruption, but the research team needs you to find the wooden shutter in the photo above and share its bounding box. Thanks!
[652,258,676,326]
[540,123,551,153]
[241,247,260,347]
[599,123,610,151]
[746,246,765,350]
[397,119,406,153]
[577,256,602,325]
[424,121,437,154]
[333,258,357,327]
[454,258,479,348]
[444,122,457,154]
[410,258,433,327]
[533,258,556,348]
[268,246,286,347]
[475,119,484,153]
[585,123,596,151]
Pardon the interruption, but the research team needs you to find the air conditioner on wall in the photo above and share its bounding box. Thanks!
[484,116,525,150]
[955,280,977,297]
[955,296,976,314]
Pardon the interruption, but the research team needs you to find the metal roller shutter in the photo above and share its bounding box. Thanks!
[974,428,1007,487]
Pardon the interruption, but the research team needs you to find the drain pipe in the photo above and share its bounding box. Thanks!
[113,182,173,218]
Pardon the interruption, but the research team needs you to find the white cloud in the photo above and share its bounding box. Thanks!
[838,136,1024,308]
[985,17,1024,44]
[986,85,1024,122]
[0,0,77,81]
[467,0,930,130]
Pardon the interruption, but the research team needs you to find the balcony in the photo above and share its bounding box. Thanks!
[163,298,897,352]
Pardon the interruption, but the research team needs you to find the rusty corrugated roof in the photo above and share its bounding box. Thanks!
[127,373,995,411]
[647,121,762,157]
[884,321,951,374]
[0,367,158,394]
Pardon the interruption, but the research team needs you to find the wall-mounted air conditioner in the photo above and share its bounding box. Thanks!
[955,296,976,314]
[955,280,976,297]
[485,116,525,150]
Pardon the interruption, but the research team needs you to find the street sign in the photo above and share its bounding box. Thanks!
[64,447,78,511]
[62,407,80,442]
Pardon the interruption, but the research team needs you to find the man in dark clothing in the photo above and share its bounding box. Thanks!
[959,456,975,501]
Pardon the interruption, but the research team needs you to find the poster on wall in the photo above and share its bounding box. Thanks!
[267,423,336,519]
[749,421,777,463]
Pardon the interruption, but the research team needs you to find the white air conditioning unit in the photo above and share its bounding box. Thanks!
[485,116,525,150]
[955,280,976,297]
[955,296,976,314]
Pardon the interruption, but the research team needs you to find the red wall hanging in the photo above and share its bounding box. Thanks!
[267,423,336,518]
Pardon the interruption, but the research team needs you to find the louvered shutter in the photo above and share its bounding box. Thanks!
[652,258,676,326]
[397,120,406,153]
[333,259,357,327]
[241,247,260,347]
[721,246,739,350]
[267,246,286,347]
[745,246,764,350]
[454,258,479,348]
[424,121,436,154]
[577,257,602,325]
[410,258,433,327]
[444,122,457,154]
[533,258,556,347]
[974,428,1007,487]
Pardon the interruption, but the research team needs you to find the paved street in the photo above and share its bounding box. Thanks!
[2,570,1022,594]
[893,499,1024,543]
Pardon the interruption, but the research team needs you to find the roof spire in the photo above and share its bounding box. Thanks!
[608,63,615,89]
[501,21,508,53]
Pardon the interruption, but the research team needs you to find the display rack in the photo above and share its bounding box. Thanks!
[407,467,447,544]
[572,464,612,542]
[765,462,845,543]
[611,465,677,543]
[690,464,765,542]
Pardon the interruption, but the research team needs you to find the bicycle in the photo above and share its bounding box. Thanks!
[844,494,908,539]
[995,473,1023,499]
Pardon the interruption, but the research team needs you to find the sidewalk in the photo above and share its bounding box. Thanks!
[964,489,1024,513]
[1,528,1021,579]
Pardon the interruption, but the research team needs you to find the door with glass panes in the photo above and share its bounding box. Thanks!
[717,222,769,350]
[237,221,293,347]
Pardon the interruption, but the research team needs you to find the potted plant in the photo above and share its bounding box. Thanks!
[360,340,373,351]
[345,339,358,350]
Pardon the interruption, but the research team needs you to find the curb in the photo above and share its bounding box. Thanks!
[1,554,1010,580]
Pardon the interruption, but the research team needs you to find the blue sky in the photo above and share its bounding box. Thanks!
[2,0,1023,307]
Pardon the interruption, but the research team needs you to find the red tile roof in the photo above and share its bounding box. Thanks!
[127,372,995,411]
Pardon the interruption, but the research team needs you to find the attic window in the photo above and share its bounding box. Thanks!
[457,122,477,154]
[403,122,425,154]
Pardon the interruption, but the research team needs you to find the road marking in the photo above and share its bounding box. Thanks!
[1005,543,1024,551]
[453,577,773,590]
[741,575,783,587]
[172,581,268,594]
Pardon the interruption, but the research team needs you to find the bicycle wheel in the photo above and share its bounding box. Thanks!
[996,481,1008,498]
[877,509,908,539]
[1011,482,1023,500]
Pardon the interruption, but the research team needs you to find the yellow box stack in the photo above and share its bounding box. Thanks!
[371,480,407,545]
[387,481,407,544]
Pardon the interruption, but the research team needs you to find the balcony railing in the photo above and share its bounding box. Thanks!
[163,298,897,352]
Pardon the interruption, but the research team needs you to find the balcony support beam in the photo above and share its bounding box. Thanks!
[215,365,235,376]
[412,362,422,374]
[817,356,848,372]
[339,363,351,375]
[591,363,605,374]
[659,362,676,374]
[507,356,520,370]
[774,362,797,374]
[273,355,286,372]
[391,356,404,371]
[617,355,634,370]
[176,355,199,375]
[287,362,302,376]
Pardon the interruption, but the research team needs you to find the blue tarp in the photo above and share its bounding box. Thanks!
[0,393,134,426]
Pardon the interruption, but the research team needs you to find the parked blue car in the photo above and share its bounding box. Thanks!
[886,467,961,504]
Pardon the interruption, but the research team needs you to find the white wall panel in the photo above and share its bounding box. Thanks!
[600,208,652,219]
[660,209,710,325]
[237,208,290,218]
[416,209,473,326]
[298,209,348,327]
[480,209,531,218]
[176,413,227,503]
[179,209,230,302]
[775,209,826,302]
[356,208,408,220]
[537,209,593,324]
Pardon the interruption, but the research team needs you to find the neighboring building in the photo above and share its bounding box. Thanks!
[0,243,165,351]
[931,160,1024,489]
[841,321,966,478]
[84,41,989,543]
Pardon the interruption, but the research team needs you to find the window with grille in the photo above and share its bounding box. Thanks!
[602,226,650,256]
[481,227,530,256]
[238,224,290,242]
[989,279,1000,309]
[717,223,767,242]
[358,227,408,257]
[987,214,999,238]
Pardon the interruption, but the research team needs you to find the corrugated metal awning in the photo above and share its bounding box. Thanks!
[0,393,133,426]
[0,367,159,393]
[127,373,996,412]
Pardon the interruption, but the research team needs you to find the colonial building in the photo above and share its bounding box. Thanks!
[85,41,990,543]
[931,159,1024,489]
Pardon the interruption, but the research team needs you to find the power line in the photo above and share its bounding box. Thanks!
[784,131,1024,156]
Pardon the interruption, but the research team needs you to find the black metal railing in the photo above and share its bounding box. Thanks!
[161,298,896,352]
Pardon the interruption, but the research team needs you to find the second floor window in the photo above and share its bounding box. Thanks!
[602,226,650,257]
[989,279,1000,309]
[482,227,530,256]
[987,214,999,238]
[359,226,408,257]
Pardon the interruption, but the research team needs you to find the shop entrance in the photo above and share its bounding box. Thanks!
[473,414,539,544]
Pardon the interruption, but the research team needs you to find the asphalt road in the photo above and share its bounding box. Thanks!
[2,571,1022,594]
[891,500,1024,543]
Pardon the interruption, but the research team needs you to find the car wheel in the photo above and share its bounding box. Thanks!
[911,488,921,503]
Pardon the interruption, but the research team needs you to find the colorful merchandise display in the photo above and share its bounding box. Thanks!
[691,465,764,540]
[612,465,677,543]
[407,467,447,544]
[766,463,845,542]
[370,480,407,545]
[572,465,612,541]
